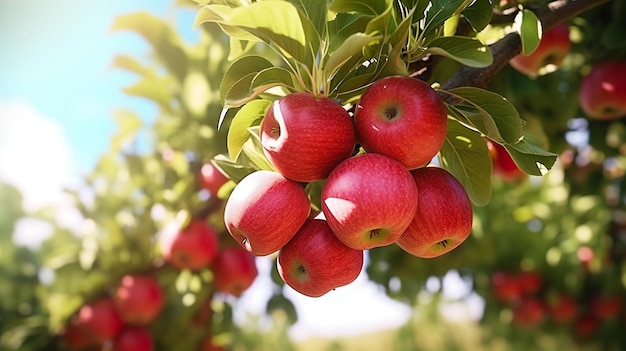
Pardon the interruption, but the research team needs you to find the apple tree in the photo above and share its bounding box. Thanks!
[2,0,626,350]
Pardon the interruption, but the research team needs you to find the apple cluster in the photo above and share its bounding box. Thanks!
[60,191,258,351]
[490,269,626,339]
[159,217,258,298]
[223,76,475,297]
[61,274,164,351]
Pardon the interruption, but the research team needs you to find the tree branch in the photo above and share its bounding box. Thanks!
[441,0,613,92]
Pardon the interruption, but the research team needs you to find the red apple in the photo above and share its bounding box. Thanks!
[396,167,472,258]
[491,271,523,303]
[71,297,124,345]
[321,153,418,250]
[160,219,219,270]
[354,76,448,170]
[574,314,598,339]
[579,60,626,120]
[212,246,258,297]
[198,162,229,195]
[510,22,571,76]
[224,170,311,256]
[487,140,526,182]
[277,212,364,297]
[61,323,94,350]
[512,298,546,327]
[114,274,164,325]
[200,336,226,351]
[517,270,543,296]
[260,93,356,182]
[113,327,153,351]
[548,293,578,324]
[591,294,623,320]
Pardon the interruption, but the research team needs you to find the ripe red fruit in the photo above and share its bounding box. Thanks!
[491,271,523,303]
[277,213,364,297]
[224,170,311,256]
[548,293,578,324]
[574,315,598,338]
[517,270,543,295]
[198,162,229,195]
[579,60,626,120]
[260,93,356,182]
[487,140,526,182]
[114,274,164,325]
[71,297,124,345]
[61,323,94,350]
[510,22,571,76]
[200,336,226,351]
[396,167,472,258]
[113,327,153,351]
[160,219,219,270]
[591,294,623,320]
[512,298,546,327]
[321,153,418,250]
[212,246,258,297]
[354,76,448,169]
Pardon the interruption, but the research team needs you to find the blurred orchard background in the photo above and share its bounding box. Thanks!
[1,0,626,350]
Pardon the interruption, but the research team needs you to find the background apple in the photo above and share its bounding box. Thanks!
[113,327,154,351]
[579,60,626,120]
[159,219,219,271]
[114,274,164,325]
[212,246,258,297]
[512,298,546,327]
[396,167,473,258]
[591,294,623,320]
[71,297,124,345]
[548,293,578,324]
[198,162,229,196]
[277,213,364,297]
[490,271,523,304]
[354,76,448,170]
[224,170,311,256]
[321,153,418,250]
[487,140,526,182]
[260,92,356,182]
[510,22,571,76]
[517,270,543,295]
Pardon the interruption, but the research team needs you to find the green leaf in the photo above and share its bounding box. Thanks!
[196,2,308,62]
[426,36,493,67]
[324,33,381,82]
[505,140,557,176]
[212,154,256,183]
[289,0,328,39]
[328,13,371,53]
[442,87,524,144]
[109,55,151,76]
[111,12,187,81]
[123,76,173,109]
[251,67,298,96]
[423,0,467,37]
[241,127,275,171]
[220,55,274,105]
[439,119,492,206]
[515,9,542,55]
[462,0,493,33]
[329,0,391,16]
[227,99,272,160]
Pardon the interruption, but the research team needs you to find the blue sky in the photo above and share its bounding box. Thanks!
[0,0,197,173]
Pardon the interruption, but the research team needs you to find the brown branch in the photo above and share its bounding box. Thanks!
[440,0,613,92]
